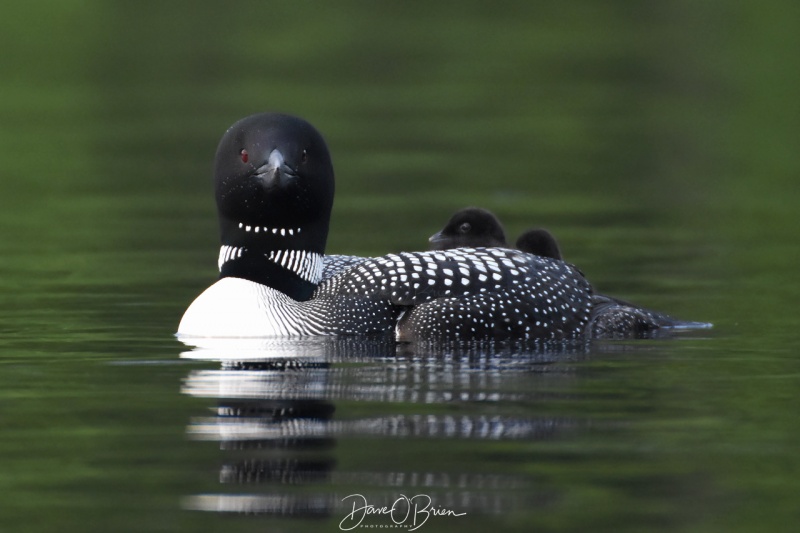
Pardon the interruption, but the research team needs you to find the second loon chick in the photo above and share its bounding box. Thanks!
[515,229,562,262]
[178,114,594,341]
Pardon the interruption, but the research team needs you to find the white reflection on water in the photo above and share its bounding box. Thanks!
[179,337,587,518]
[187,412,574,441]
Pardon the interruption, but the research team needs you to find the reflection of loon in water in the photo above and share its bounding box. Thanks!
[180,338,586,516]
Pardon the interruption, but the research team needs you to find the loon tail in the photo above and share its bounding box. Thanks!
[589,294,712,338]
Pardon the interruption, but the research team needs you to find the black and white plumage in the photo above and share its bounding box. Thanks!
[319,254,366,282]
[316,248,592,341]
[178,113,596,340]
[428,207,712,338]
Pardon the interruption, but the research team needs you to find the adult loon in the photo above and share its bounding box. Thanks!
[178,113,595,341]
[428,207,710,338]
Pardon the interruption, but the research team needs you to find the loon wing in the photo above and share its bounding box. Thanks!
[321,248,593,341]
[320,254,368,282]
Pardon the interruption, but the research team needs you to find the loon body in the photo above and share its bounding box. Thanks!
[428,207,710,338]
[178,114,593,340]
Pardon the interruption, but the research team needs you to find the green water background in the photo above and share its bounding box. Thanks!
[1,2,798,532]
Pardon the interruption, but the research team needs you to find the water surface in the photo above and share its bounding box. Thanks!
[1,2,798,532]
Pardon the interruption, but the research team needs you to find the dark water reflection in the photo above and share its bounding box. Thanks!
[176,337,694,527]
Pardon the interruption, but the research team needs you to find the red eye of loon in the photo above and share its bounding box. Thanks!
[240,149,249,163]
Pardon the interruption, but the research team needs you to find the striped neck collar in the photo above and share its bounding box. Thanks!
[218,246,323,284]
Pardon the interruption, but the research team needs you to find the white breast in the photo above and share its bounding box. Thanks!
[177,277,318,337]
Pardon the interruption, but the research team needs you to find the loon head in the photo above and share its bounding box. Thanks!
[515,228,562,261]
[213,113,334,299]
[428,207,508,250]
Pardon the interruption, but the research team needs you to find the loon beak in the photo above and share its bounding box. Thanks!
[255,149,295,189]
[428,231,447,250]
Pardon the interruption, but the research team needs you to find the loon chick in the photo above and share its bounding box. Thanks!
[178,113,594,340]
[429,207,562,260]
[429,207,508,250]
[516,229,562,261]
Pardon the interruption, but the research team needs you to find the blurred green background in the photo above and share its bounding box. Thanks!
[1,1,797,328]
[0,2,798,532]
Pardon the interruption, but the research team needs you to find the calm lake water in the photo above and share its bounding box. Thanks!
[1,2,799,532]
